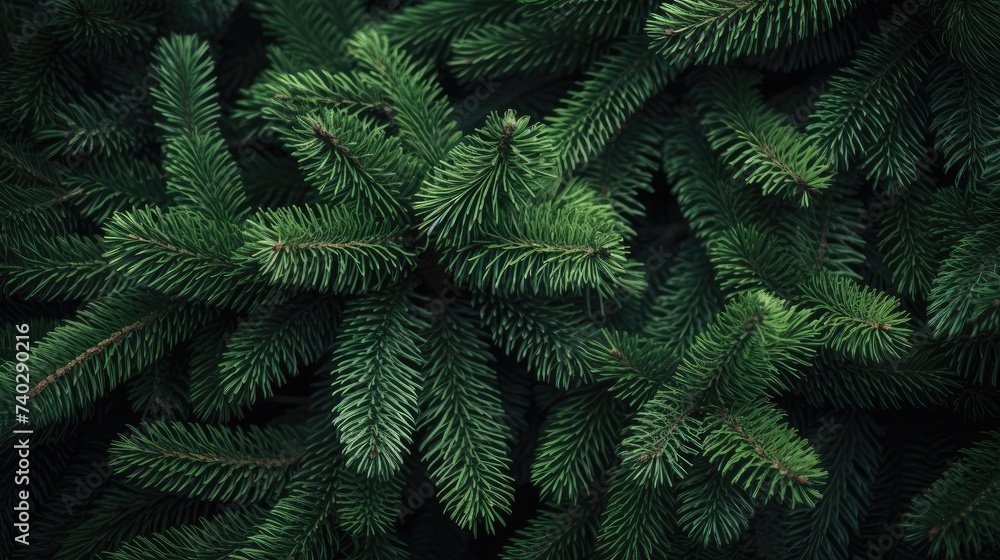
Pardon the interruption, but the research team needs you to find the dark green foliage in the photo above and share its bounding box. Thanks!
[331,286,426,480]
[2,0,999,558]
[108,421,306,502]
[418,298,514,532]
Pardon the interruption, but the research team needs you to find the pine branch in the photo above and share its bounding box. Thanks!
[446,203,646,303]
[904,430,1000,558]
[596,467,675,560]
[346,29,462,168]
[252,0,363,71]
[586,330,679,407]
[102,505,265,560]
[4,234,119,301]
[532,384,627,504]
[25,290,211,426]
[109,422,306,502]
[646,0,859,66]
[807,20,931,176]
[545,34,675,173]
[331,285,427,479]
[703,401,826,507]
[418,298,514,533]
[696,68,835,207]
[676,457,756,548]
[192,293,340,422]
[151,34,249,223]
[283,108,416,218]
[798,272,913,364]
[240,204,416,294]
[477,292,597,389]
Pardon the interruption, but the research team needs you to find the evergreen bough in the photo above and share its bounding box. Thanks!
[1,0,998,559]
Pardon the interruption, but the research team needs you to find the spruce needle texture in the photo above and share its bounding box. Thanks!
[1,1,999,559]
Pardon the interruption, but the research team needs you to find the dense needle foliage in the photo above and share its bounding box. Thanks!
[1,1,999,559]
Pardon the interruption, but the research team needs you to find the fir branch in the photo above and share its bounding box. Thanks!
[109,422,306,502]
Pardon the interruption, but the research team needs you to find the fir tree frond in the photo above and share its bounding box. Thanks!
[384,0,525,60]
[26,290,211,426]
[586,330,679,407]
[743,9,867,73]
[709,223,803,298]
[697,68,835,206]
[545,34,676,173]
[903,430,1000,558]
[236,407,344,559]
[927,55,1000,188]
[703,401,826,507]
[676,456,756,548]
[663,110,770,243]
[644,240,725,352]
[928,225,1000,338]
[446,203,646,303]
[332,285,427,479]
[477,292,597,388]
[252,0,363,71]
[102,505,265,560]
[807,21,932,176]
[345,532,410,560]
[160,130,250,224]
[414,110,556,246]
[575,110,662,233]
[520,0,661,38]
[61,157,168,224]
[55,485,214,560]
[103,206,254,306]
[532,384,627,504]
[0,136,62,187]
[937,332,1000,388]
[193,293,340,422]
[939,0,1000,75]
[49,0,157,56]
[777,176,866,281]
[418,297,513,533]
[646,0,859,67]
[798,272,912,364]
[109,421,306,502]
[239,204,417,294]
[783,410,881,560]
[35,94,141,158]
[335,467,403,537]
[150,34,223,138]
[346,29,462,167]
[448,19,609,81]
[238,479,345,560]
[4,233,119,301]
[284,108,417,218]
[595,468,675,560]
[618,388,703,487]
[537,177,629,238]
[236,68,388,131]
[673,291,819,406]
[797,347,959,409]
[151,34,249,223]
[502,496,603,560]
[860,90,929,190]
